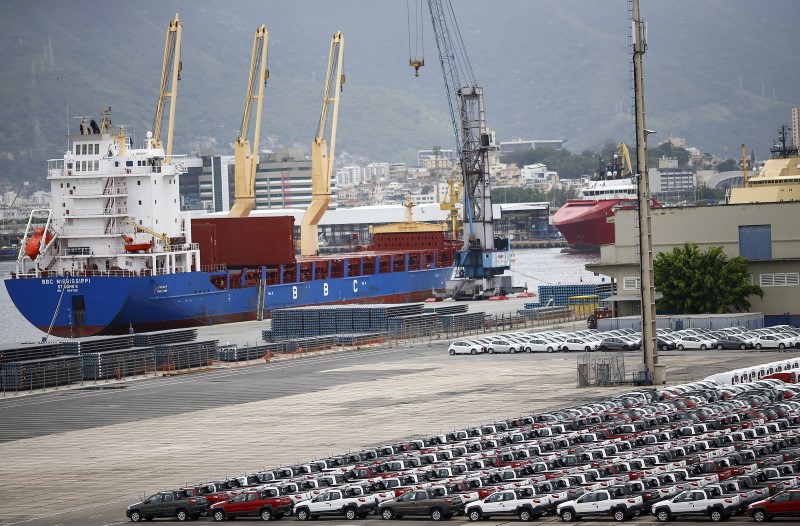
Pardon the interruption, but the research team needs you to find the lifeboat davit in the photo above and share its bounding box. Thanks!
[25,227,54,260]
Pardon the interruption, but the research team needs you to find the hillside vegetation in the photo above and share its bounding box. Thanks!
[0,0,797,189]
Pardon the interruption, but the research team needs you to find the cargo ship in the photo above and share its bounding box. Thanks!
[552,143,658,250]
[4,110,458,338]
[728,125,800,204]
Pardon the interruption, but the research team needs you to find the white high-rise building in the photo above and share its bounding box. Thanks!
[365,162,390,183]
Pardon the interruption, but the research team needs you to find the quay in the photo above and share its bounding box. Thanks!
[0,297,794,525]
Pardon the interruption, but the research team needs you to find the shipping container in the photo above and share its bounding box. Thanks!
[191,216,296,268]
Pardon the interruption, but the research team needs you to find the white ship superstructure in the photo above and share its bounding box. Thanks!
[21,110,198,279]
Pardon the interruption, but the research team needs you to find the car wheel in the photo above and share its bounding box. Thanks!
[471,349,477,355]
[709,508,723,522]
[585,346,591,352]
[344,507,357,520]
[449,349,456,355]
[381,508,394,520]
[701,344,708,350]
[717,344,724,350]
[600,345,607,351]
[753,509,768,522]
[488,348,495,354]
[560,508,575,522]
[260,508,273,521]
[430,508,444,521]
[296,508,310,521]
[467,508,481,521]
[779,343,786,349]
[678,344,685,350]
[740,344,747,350]
[547,347,554,353]
[212,510,225,522]
[518,508,533,521]
[661,344,669,351]
[756,343,763,349]
[655,509,669,522]
[613,509,626,522]
[176,509,189,522]
[130,510,143,522]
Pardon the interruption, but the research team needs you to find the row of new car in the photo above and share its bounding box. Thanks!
[127,360,800,522]
[447,324,800,356]
[447,328,641,355]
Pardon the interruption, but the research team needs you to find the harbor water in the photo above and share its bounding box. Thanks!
[0,248,601,343]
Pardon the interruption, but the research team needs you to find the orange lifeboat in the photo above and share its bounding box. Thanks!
[123,236,153,253]
[25,227,54,260]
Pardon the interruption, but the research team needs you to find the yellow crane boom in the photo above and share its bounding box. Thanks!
[151,13,182,162]
[300,32,345,256]
[229,25,269,218]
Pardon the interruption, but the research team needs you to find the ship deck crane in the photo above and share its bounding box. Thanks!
[228,25,269,218]
[411,0,511,298]
[150,13,182,162]
[300,32,345,257]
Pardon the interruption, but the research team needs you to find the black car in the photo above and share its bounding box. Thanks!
[714,335,753,350]
[126,490,208,522]
[378,489,463,520]
[599,337,637,351]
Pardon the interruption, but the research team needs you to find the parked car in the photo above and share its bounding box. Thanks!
[754,334,796,350]
[378,489,463,520]
[485,339,520,354]
[293,488,378,520]
[652,488,738,522]
[714,335,754,350]
[209,489,293,521]
[561,337,600,352]
[126,490,208,522]
[747,489,800,521]
[448,340,484,355]
[599,337,636,352]
[516,336,560,353]
[675,335,717,350]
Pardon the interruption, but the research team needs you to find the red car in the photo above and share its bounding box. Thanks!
[747,489,800,522]
[209,489,293,521]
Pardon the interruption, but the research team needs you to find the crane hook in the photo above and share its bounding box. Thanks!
[409,59,424,77]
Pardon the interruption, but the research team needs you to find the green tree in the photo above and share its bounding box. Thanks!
[653,243,763,314]
[715,159,738,172]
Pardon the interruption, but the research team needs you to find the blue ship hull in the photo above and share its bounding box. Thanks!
[5,266,451,337]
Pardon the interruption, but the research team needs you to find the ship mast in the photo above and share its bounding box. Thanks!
[631,0,660,384]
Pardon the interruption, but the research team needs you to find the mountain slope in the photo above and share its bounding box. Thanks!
[0,0,797,187]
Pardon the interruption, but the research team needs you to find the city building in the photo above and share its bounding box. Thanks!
[520,163,558,187]
[649,156,696,202]
[364,162,390,183]
[417,148,457,168]
[498,139,565,153]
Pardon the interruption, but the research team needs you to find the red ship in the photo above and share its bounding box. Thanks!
[552,143,658,251]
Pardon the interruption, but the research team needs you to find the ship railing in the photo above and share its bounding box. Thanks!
[166,242,199,253]
[67,207,128,217]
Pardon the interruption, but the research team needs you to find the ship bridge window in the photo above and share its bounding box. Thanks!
[126,161,133,167]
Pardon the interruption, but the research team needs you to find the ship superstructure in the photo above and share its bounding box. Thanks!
[729,125,800,204]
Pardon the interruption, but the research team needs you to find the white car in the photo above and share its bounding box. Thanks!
[517,336,560,353]
[485,339,520,354]
[753,334,796,350]
[675,335,717,350]
[448,340,484,355]
[561,337,600,352]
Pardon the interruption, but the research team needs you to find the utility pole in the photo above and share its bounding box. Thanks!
[632,0,661,384]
